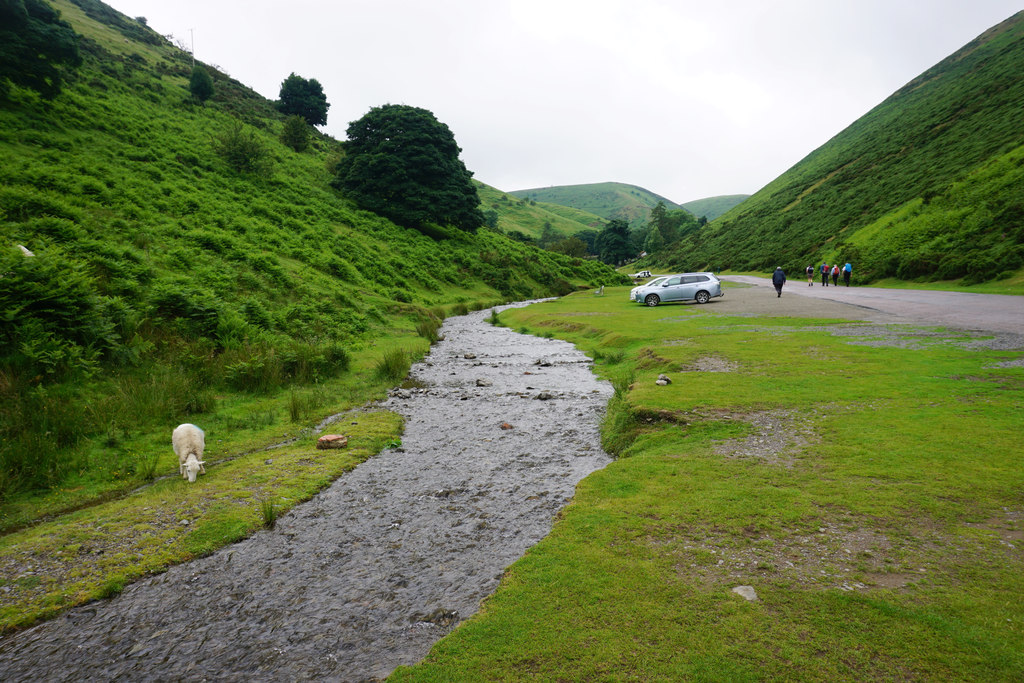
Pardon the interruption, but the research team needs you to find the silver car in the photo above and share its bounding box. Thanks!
[632,272,723,306]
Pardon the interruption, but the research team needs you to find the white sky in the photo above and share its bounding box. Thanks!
[104,0,1022,203]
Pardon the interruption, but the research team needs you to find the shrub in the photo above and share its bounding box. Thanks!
[374,349,410,381]
[280,115,309,152]
[213,121,272,175]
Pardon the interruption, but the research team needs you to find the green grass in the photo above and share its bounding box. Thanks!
[391,287,1024,681]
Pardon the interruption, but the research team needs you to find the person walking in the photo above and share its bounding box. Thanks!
[843,262,852,286]
[820,261,829,286]
[831,264,840,286]
[806,265,814,286]
[772,266,786,297]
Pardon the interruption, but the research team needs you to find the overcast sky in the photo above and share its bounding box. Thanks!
[105,0,1021,203]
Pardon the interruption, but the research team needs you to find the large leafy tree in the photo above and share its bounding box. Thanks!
[596,219,634,265]
[332,104,483,233]
[277,73,329,126]
[0,0,81,100]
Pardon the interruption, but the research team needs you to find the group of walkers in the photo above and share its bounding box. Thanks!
[771,262,852,297]
[805,262,851,287]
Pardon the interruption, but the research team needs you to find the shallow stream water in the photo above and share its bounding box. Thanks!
[0,302,612,681]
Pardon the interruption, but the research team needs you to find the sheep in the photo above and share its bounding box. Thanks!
[172,423,206,482]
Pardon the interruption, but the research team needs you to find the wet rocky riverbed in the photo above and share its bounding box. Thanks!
[0,302,612,682]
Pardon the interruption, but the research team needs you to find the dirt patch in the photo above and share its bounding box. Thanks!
[710,410,817,467]
[653,508,1022,593]
[681,355,738,373]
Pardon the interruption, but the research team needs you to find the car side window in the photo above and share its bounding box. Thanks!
[695,275,709,282]
[664,277,681,286]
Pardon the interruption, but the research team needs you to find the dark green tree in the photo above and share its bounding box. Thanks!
[550,236,588,258]
[0,0,81,100]
[332,104,484,233]
[189,65,213,103]
[277,73,329,126]
[596,219,633,265]
[279,114,309,152]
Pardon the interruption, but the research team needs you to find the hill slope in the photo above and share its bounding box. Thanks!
[510,182,686,229]
[658,11,1024,284]
[476,181,605,239]
[0,0,624,502]
[681,194,750,221]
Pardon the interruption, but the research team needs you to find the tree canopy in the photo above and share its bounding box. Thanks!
[596,219,633,265]
[0,0,81,100]
[332,104,483,233]
[276,73,329,127]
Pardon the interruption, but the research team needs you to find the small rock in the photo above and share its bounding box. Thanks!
[265,459,273,465]
[534,359,552,367]
[317,434,349,449]
[180,519,190,526]
[476,378,492,387]
[464,353,477,360]
[535,392,554,401]
[657,373,672,385]
[732,585,758,601]
[500,422,514,430]
[655,379,669,386]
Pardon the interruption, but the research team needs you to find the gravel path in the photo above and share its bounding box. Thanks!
[721,275,1024,335]
[0,303,612,682]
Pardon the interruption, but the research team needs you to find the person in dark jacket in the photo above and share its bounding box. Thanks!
[772,266,786,297]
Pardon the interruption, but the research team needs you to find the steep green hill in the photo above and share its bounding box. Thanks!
[681,194,750,221]
[659,11,1024,285]
[0,0,625,503]
[510,182,686,229]
[476,181,604,238]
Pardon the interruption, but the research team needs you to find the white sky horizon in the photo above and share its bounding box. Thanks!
[104,0,1023,204]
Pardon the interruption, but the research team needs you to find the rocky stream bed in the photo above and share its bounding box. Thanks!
[0,302,613,682]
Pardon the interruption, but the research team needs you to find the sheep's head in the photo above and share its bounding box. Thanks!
[183,454,204,483]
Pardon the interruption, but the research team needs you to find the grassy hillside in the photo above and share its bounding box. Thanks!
[0,1,624,514]
[658,11,1024,285]
[681,194,750,221]
[510,181,687,229]
[475,181,604,238]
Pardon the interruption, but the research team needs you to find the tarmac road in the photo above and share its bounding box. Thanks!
[720,275,1024,335]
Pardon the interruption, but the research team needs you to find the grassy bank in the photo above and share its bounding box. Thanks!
[392,286,1024,681]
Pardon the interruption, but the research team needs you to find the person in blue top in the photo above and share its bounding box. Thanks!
[843,262,852,286]
[772,266,786,297]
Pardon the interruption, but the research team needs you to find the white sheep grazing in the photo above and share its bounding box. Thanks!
[172,423,206,482]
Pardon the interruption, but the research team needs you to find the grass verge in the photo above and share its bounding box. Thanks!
[391,285,1024,681]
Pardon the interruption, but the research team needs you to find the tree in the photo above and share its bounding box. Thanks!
[189,65,213,103]
[332,104,484,233]
[279,114,309,152]
[0,0,81,100]
[595,219,633,265]
[550,236,588,258]
[277,73,329,127]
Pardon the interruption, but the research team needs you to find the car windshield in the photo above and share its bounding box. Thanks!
[645,277,667,287]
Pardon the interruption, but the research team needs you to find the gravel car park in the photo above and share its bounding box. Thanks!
[631,272,724,306]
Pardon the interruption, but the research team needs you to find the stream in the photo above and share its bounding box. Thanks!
[0,302,613,682]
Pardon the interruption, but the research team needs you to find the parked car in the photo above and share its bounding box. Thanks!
[629,276,667,301]
[630,270,652,278]
[631,272,723,306]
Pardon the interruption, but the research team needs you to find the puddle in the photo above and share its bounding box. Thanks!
[0,302,612,681]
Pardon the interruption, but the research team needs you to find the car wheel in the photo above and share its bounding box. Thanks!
[645,294,660,307]
[695,290,710,304]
